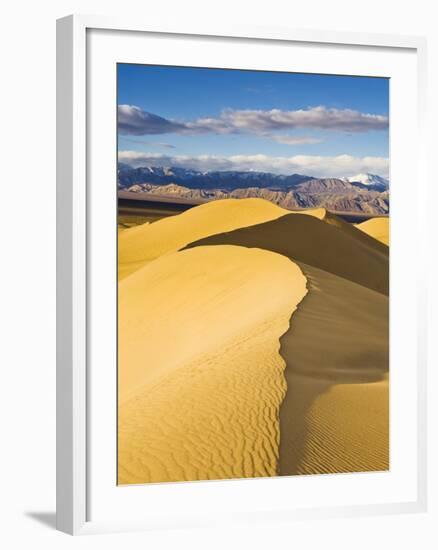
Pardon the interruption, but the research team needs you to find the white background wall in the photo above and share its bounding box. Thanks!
[0,0,436,547]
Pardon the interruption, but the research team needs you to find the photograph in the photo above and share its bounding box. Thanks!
[116,63,390,485]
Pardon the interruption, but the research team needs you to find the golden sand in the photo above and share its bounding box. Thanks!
[278,264,389,475]
[185,211,389,475]
[118,197,290,280]
[187,210,389,295]
[118,199,389,483]
[282,375,389,474]
[356,217,390,245]
[118,245,307,484]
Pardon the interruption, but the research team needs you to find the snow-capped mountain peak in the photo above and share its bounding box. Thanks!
[346,173,389,189]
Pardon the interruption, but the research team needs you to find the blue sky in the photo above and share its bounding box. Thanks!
[117,64,389,178]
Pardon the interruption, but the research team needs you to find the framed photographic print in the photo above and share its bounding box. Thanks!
[56,15,427,535]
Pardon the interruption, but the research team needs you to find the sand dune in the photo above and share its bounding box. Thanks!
[356,217,390,245]
[186,225,389,475]
[186,211,389,295]
[278,263,388,475]
[118,198,290,279]
[118,245,307,484]
[117,199,363,281]
[118,199,389,482]
[317,209,389,251]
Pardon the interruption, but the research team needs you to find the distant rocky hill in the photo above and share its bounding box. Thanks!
[118,165,389,215]
[118,164,312,190]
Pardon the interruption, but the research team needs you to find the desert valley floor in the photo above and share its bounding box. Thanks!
[117,198,389,485]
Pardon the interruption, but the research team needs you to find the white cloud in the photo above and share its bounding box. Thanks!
[270,135,323,145]
[220,107,388,133]
[118,150,389,178]
[118,105,389,136]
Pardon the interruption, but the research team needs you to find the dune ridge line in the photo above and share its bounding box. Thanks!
[185,209,389,295]
[118,198,291,280]
[118,199,389,481]
[183,212,389,475]
[118,245,308,484]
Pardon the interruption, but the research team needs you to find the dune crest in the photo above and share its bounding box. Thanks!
[186,211,389,295]
[186,223,389,475]
[356,217,389,245]
[293,207,327,220]
[118,198,290,279]
[118,245,308,484]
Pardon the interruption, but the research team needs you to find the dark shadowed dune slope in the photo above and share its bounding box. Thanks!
[186,214,389,474]
[186,212,389,295]
[278,262,388,475]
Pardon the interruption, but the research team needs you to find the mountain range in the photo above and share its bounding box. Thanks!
[342,173,389,191]
[118,164,389,215]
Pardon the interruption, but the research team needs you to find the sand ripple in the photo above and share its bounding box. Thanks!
[118,245,307,484]
[118,201,389,482]
[185,213,389,475]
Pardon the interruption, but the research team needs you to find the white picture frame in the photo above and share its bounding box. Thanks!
[56,14,428,535]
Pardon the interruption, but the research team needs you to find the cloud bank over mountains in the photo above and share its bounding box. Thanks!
[118,150,389,179]
[118,103,389,177]
[118,105,389,137]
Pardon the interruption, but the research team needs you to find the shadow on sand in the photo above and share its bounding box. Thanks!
[278,262,389,475]
[186,214,389,475]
